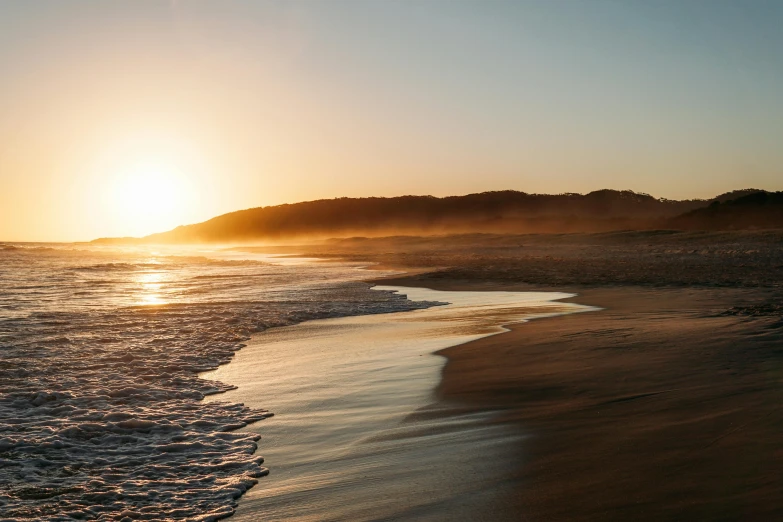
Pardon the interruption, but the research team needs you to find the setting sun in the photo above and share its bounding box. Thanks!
[108,160,195,237]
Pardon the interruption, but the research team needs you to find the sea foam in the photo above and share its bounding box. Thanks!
[0,246,436,520]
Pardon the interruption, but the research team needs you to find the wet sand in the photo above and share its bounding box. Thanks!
[379,280,783,521]
[203,286,591,521]
[237,232,783,520]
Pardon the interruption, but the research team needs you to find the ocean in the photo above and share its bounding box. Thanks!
[0,243,436,520]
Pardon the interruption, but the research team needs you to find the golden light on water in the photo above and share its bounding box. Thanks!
[136,270,166,306]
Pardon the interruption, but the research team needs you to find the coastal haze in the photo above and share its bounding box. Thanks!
[94,188,783,244]
[3,1,783,522]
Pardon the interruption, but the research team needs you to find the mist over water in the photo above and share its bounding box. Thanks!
[0,244,436,520]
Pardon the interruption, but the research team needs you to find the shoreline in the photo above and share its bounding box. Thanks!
[226,237,783,520]
[368,273,783,520]
[205,282,588,521]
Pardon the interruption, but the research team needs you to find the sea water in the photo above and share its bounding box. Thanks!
[0,243,437,520]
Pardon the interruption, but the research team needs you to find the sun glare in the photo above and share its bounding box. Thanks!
[111,161,193,236]
[135,269,167,306]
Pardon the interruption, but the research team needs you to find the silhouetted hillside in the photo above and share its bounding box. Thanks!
[91,189,782,244]
[711,188,766,203]
[669,191,783,230]
[91,190,699,244]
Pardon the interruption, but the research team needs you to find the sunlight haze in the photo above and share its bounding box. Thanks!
[1,0,782,240]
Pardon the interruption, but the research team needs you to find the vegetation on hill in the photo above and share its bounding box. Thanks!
[669,191,783,230]
[90,189,782,244]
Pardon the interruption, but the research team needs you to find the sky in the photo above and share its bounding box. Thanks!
[1,0,782,241]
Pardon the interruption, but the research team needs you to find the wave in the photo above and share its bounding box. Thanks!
[0,271,438,520]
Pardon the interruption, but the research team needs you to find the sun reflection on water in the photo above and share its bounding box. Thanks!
[136,269,167,306]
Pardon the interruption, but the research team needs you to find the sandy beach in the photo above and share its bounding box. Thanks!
[383,283,783,520]
[279,231,783,520]
[203,285,592,521]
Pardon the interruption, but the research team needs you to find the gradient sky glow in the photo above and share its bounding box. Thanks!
[2,0,783,241]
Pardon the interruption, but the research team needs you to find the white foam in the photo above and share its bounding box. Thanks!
[0,245,438,519]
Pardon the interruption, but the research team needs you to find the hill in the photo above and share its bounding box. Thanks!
[124,190,705,244]
[669,191,783,230]
[91,189,781,244]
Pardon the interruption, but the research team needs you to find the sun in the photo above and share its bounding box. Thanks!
[118,163,178,212]
[111,160,192,236]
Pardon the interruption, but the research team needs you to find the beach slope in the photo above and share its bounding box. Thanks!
[420,284,783,520]
[343,232,783,520]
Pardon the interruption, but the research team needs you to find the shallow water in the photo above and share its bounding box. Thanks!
[0,244,436,520]
[204,286,592,521]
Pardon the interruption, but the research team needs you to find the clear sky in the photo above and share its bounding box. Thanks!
[2,0,782,241]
